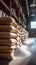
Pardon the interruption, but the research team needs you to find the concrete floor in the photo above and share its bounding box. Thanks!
[0,57,30,65]
[0,45,31,65]
[0,58,36,65]
[0,37,36,65]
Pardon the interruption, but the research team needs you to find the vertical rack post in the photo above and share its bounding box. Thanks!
[2,11,3,17]
[10,0,12,17]
[26,0,29,17]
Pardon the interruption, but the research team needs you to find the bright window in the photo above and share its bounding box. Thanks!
[31,21,36,29]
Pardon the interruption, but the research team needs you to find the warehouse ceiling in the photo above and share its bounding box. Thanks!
[18,0,36,18]
[28,0,36,16]
[0,0,36,22]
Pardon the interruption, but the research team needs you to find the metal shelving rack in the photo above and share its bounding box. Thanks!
[0,0,26,28]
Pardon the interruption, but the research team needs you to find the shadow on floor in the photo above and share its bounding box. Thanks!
[27,59,36,65]
[0,59,35,65]
[0,60,10,65]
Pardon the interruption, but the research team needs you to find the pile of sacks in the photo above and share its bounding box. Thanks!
[16,26,29,46]
[0,17,17,60]
[0,17,29,60]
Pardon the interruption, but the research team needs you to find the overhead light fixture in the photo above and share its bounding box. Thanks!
[30,0,36,7]
[31,14,35,16]
[30,4,36,7]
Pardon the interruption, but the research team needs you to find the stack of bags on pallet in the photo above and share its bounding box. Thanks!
[20,28,29,43]
[16,25,22,46]
[17,25,29,45]
[0,17,17,60]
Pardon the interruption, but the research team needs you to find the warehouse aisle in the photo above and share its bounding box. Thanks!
[0,37,36,65]
[0,38,31,65]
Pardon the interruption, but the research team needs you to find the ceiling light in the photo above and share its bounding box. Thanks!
[31,14,35,16]
[30,4,36,7]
